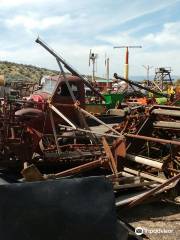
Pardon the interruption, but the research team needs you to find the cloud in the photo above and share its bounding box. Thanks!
[1,0,180,77]
[0,0,61,8]
[0,0,38,8]
[97,20,180,49]
[5,15,71,31]
[0,0,31,7]
[143,21,180,46]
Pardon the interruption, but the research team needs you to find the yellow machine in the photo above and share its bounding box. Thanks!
[167,85,175,95]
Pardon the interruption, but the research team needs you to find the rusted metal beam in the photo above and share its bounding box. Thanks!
[125,133,180,146]
[22,159,108,181]
[54,158,108,178]
[127,173,180,208]
[102,137,118,175]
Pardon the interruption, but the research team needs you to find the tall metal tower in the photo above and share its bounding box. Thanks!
[105,54,110,88]
[114,45,142,80]
[89,49,98,83]
[153,67,173,90]
[142,65,153,86]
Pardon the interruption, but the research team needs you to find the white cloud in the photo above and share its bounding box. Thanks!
[97,21,180,48]
[143,21,180,46]
[5,15,71,30]
[91,20,180,76]
[0,0,29,6]
[0,0,38,7]
[0,0,62,8]
[1,0,180,77]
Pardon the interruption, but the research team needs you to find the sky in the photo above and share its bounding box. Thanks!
[0,0,180,79]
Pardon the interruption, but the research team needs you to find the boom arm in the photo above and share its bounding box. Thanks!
[114,73,168,97]
[36,37,104,100]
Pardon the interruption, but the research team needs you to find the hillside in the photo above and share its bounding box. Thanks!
[0,61,59,83]
[0,61,179,85]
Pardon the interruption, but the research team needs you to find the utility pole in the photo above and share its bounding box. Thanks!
[105,55,110,88]
[142,65,153,86]
[114,46,142,80]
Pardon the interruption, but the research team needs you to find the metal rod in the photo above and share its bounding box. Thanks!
[54,158,107,178]
[123,167,165,183]
[49,104,77,129]
[49,109,61,155]
[128,173,180,208]
[58,123,121,138]
[114,46,142,48]
[125,133,180,146]
[76,105,123,137]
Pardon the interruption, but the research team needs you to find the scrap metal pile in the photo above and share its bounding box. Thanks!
[113,105,180,179]
[0,38,179,210]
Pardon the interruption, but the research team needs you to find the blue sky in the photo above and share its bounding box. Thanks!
[0,0,180,78]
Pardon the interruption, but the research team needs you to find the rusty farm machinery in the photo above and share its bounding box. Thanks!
[0,38,179,209]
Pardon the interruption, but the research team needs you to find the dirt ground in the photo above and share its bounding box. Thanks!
[119,201,180,240]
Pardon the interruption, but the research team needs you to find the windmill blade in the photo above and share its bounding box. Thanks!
[105,52,107,66]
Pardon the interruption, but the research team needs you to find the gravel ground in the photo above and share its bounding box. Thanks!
[119,201,180,240]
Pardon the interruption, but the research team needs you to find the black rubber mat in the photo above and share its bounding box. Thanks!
[0,176,118,240]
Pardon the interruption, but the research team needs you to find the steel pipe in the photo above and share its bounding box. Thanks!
[126,154,163,169]
[123,167,165,183]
